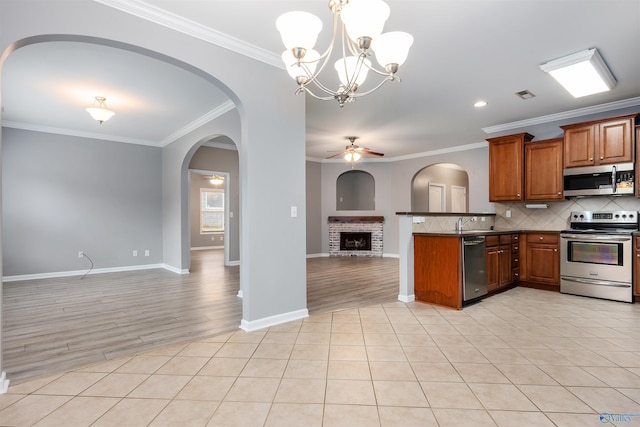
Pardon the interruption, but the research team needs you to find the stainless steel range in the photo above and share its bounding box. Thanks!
[560,211,637,303]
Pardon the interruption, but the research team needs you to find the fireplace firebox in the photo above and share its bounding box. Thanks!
[340,232,372,251]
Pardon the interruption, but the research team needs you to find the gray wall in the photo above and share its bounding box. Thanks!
[336,170,375,211]
[2,127,163,276]
[305,161,322,255]
[188,144,240,262]
[319,146,492,255]
[411,164,469,212]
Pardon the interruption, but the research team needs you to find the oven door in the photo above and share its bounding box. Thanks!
[560,233,633,302]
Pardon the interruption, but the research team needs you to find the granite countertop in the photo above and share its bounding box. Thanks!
[414,229,562,236]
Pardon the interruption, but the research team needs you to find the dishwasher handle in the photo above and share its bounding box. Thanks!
[463,239,485,246]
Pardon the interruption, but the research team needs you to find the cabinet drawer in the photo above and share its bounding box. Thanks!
[526,233,559,244]
[486,235,499,247]
[499,234,512,245]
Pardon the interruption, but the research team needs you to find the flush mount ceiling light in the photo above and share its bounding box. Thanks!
[473,100,487,108]
[539,48,616,98]
[85,96,115,124]
[276,0,413,107]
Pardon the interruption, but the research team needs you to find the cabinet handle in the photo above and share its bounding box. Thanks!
[557,192,562,195]
[517,193,520,197]
[514,246,518,250]
[539,237,543,240]
[589,157,594,161]
[600,156,604,160]
[554,249,558,252]
[514,258,519,262]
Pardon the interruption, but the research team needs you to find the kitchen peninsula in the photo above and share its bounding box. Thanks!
[396,212,561,309]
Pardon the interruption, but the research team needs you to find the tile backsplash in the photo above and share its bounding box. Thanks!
[410,196,640,233]
[494,196,640,231]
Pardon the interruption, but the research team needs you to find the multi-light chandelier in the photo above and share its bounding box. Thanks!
[276,0,413,107]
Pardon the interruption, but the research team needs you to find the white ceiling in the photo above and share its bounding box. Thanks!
[2,0,640,159]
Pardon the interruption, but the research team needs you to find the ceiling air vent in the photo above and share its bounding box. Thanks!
[515,90,536,100]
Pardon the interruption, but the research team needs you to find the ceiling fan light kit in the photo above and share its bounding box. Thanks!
[276,0,413,107]
[327,136,384,166]
[85,96,115,124]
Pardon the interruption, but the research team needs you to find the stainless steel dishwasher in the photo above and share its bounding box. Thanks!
[462,236,488,303]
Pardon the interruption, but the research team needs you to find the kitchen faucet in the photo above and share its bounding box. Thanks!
[456,216,476,231]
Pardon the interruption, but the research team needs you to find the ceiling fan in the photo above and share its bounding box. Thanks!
[326,136,384,163]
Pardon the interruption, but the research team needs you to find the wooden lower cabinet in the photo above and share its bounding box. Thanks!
[520,232,560,288]
[414,235,462,309]
[485,234,517,293]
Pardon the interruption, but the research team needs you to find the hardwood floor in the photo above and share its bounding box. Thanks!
[2,251,399,383]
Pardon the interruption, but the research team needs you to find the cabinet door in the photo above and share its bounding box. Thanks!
[599,117,634,165]
[499,244,512,287]
[487,133,532,202]
[525,138,563,201]
[486,246,499,292]
[564,125,595,168]
[527,243,559,285]
[635,237,640,296]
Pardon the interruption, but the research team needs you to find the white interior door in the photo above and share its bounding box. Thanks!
[428,183,445,212]
[451,185,466,212]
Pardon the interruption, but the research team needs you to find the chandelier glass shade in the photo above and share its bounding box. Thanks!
[276,0,413,107]
[86,96,115,124]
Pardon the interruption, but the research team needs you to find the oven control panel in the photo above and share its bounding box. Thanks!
[570,210,638,224]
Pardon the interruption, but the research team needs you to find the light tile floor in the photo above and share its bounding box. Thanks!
[2,287,640,426]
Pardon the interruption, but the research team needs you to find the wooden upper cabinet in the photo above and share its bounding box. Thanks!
[487,133,534,202]
[562,114,637,168]
[525,138,563,201]
[563,125,595,167]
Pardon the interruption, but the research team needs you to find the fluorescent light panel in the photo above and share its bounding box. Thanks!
[539,48,616,98]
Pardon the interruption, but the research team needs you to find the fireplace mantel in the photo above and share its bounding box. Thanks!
[328,216,384,223]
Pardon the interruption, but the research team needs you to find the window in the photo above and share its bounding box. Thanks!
[200,188,224,233]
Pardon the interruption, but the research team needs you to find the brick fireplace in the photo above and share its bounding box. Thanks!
[328,216,384,257]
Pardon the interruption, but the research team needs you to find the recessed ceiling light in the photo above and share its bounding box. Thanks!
[539,48,616,98]
[474,101,487,108]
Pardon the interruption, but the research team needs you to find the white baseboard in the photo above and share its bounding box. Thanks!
[161,264,190,274]
[306,253,399,258]
[3,263,169,282]
[190,246,223,251]
[237,290,243,298]
[240,308,309,332]
[228,260,240,266]
[306,253,329,258]
[398,294,415,303]
[0,372,9,394]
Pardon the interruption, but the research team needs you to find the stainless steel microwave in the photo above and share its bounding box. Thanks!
[563,163,635,197]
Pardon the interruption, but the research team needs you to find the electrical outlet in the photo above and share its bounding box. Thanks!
[144,250,149,257]
[471,216,478,222]
[133,250,138,257]
[506,210,512,218]
[78,251,84,258]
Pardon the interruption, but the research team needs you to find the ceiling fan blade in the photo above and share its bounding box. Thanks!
[361,150,384,157]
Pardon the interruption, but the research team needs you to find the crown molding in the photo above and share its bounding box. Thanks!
[1,120,159,146]
[93,0,282,69]
[160,100,236,147]
[306,141,489,163]
[482,96,640,134]
[3,100,236,148]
